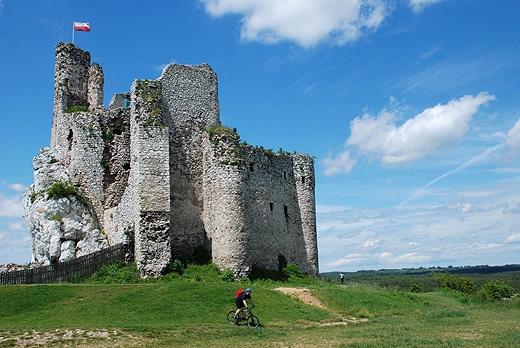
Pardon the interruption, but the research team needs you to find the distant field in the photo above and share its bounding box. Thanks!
[322,264,520,293]
[1,263,519,347]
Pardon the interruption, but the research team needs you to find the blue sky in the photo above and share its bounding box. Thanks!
[1,0,519,272]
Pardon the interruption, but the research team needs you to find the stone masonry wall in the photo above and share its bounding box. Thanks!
[293,154,319,275]
[159,64,220,257]
[130,79,171,277]
[202,127,319,276]
[243,152,307,272]
[52,43,91,148]
[202,129,249,273]
[88,63,104,112]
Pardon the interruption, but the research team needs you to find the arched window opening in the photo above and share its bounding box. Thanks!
[278,254,288,271]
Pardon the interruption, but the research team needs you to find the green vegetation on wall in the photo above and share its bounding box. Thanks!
[66,105,90,113]
[46,181,90,207]
[135,79,164,127]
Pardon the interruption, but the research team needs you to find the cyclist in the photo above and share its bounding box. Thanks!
[234,288,254,319]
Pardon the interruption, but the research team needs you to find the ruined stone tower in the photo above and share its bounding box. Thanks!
[24,42,319,277]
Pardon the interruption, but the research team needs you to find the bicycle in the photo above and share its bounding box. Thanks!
[227,305,260,328]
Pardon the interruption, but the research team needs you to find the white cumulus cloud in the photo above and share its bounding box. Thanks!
[506,118,520,155]
[380,252,430,263]
[322,150,356,176]
[327,253,367,267]
[200,0,391,47]
[408,0,445,13]
[505,233,520,244]
[349,93,495,165]
[357,239,381,250]
[0,194,24,218]
[9,183,26,192]
[322,93,495,175]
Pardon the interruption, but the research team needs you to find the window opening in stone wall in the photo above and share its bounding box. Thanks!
[249,162,254,172]
[284,205,289,220]
[78,77,86,92]
[302,176,306,184]
[278,254,288,271]
[125,98,130,108]
[269,202,273,212]
[67,130,74,150]
[113,127,122,136]
[283,171,287,180]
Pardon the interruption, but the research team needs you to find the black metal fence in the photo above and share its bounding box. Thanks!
[0,244,125,285]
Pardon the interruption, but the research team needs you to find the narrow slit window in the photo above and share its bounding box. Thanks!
[284,205,289,220]
[302,176,306,184]
[269,202,273,212]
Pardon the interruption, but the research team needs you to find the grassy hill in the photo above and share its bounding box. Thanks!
[0,263,519,347]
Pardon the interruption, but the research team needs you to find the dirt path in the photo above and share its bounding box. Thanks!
[274,287,327,308]
[274,287,368,326]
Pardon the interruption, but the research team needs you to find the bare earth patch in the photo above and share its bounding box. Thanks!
[274,287,368,326]
[274,287,327,308]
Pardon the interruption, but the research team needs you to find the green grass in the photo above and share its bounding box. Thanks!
[1,266,519,347]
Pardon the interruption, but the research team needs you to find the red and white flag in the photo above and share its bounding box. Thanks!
[74,22,90,32]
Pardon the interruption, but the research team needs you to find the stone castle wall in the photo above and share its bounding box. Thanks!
[24,42,319,277]
[159,64,220,258]
[130,79,171,277]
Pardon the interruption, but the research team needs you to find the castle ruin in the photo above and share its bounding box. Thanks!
[23,42,319,278]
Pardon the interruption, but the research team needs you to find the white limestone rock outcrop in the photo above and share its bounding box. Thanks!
[23,147,108,265]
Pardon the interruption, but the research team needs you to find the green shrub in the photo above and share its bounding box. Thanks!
[30,190,43,203]
[477,280,516,301]
[66,105,90,113]
[181,263,221,282]
[410,283,423,293]
[85,262,141,284]
[283,264,305,279]
[433,272,477,294]
[220,269,235,282]
[169,259,184,275]
[46,181,90,207]
[205,124,235,138]
[458,277,478,294]
[50,213,62,222]
[239,275,251,284]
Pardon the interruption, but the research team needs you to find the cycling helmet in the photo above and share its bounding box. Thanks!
[246,288,252,293]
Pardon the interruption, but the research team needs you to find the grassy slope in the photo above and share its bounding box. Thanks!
[1,280,519,347]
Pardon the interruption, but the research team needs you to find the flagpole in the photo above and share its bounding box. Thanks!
[72,21,75,44]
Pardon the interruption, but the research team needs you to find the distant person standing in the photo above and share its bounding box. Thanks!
[340,272,345,285]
